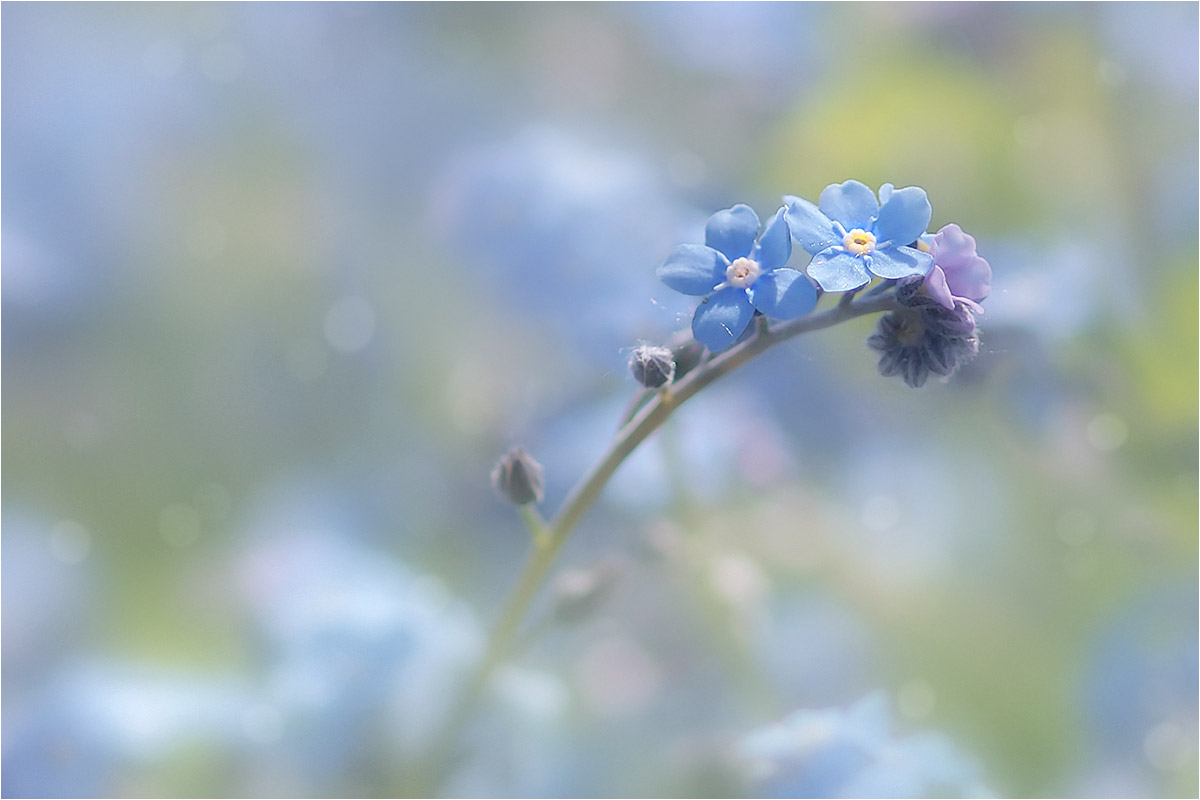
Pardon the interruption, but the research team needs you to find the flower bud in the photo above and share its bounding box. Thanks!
[867,277,980,388]
[629,344,676,389]
[491,447,544,506]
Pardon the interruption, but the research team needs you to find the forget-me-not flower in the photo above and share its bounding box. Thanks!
[658,204,818,352]
[785,180,934,292]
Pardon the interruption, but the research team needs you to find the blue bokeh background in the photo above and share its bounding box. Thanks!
[4,3,1197,797]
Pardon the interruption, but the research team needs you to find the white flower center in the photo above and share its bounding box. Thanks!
[842,228,876,256]
[723,257,762,289]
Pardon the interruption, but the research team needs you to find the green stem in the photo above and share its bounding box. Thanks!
[519,505,550,549]
[415,290,898,795]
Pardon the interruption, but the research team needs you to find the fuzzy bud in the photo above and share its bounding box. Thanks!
[491,447,544,506]
[867,277,980,388]
[629,344,676,388]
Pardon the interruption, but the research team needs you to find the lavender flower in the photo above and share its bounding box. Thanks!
[920,224,992,313]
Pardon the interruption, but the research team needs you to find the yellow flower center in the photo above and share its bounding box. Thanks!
[842,228,876,256]
[724,257,762,289]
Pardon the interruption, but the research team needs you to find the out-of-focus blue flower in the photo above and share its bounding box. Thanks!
[1100,2,1199,96]
[429,127,694,363]
[739,692,992,798]
[1074,583,1198,797]
[658,204,817,352]
[226,485,488,794]
[238,529,483,770]
[1,511,96,690]
[785,181,933,292]
[919,224,992,313]
[1,661,248,798]
[755,593,881,712]
[621,3,818,83]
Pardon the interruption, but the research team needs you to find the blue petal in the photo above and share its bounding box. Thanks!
[784,196,839,254]
[692,287,754,352]
[818,180,879,231]
[873,185,932,246]
[867,245,932,279]
[658,244,728,296]
[754,206,792,271]
[705,204,760,261]
[807,249,872,292]
[749,268,817,320]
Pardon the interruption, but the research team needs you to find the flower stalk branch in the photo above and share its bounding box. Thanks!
[417,287,900,795]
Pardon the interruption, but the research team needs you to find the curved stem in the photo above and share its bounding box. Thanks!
[415,290,898,795]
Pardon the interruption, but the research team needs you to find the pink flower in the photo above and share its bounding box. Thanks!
[923,224,991,313]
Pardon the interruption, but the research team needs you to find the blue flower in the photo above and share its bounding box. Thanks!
[785,180,934,292]
[658,204,818,352]
[738,692,993,798]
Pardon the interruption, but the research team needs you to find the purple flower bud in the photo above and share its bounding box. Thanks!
[491,448,544,506]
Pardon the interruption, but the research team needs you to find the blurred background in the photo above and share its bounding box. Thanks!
[3,3,1196,797]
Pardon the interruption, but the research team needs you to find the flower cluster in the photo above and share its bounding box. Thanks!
[655,180,992,386]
